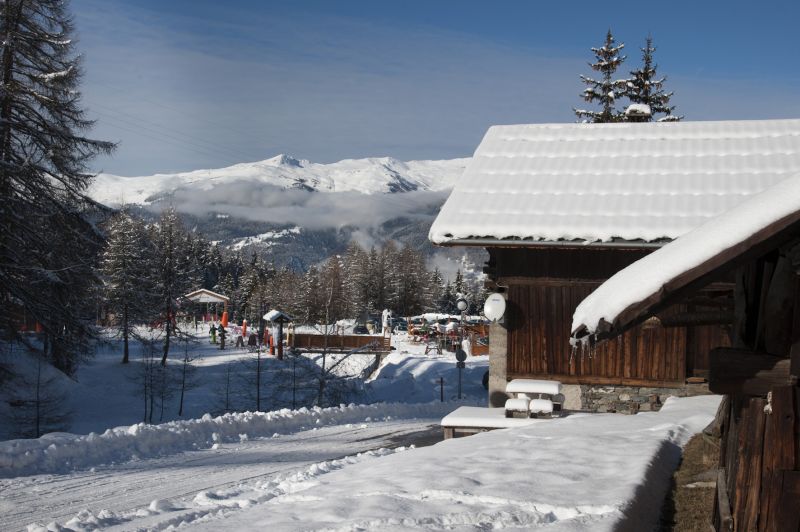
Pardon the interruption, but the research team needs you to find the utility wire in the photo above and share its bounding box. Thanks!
[92,110,260,169]
[90,101,259,163]
[89,79,263,142]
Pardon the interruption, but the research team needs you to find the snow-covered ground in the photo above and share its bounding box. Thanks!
[1,329,720,531]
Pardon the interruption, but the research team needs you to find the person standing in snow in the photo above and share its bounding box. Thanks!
[381,309,391,334]
[210,323,217,344]
[218,323,227,350]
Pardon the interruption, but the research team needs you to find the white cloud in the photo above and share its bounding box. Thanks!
[159,182,450,231]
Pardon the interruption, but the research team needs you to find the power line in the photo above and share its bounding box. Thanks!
[89,79,263,142]
[91,109,264,168]
[92,111,248,168]
[90,101,259,163]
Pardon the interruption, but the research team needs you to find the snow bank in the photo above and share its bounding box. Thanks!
[0,401,459,479]
[188,395,721,531]
[367,350,488,403]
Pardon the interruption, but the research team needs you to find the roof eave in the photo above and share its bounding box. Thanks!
[432,237,667,250]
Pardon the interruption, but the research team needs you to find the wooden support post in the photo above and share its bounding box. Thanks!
[709,348,793,396]
[716,468,733,532]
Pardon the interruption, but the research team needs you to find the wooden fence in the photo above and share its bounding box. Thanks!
[289,332,391,353]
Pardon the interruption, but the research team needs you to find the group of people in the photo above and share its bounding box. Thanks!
[208,321,273,352]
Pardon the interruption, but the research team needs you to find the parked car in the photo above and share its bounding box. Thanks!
[352,323,369,334]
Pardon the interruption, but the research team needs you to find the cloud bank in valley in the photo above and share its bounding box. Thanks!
[161,182,450,231]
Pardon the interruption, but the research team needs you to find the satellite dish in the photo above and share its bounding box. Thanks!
[483,292,506,322]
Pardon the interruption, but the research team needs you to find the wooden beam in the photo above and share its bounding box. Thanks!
[656,310,734,328]
[791,342,800,377]
[716,468,734,532]
[506,372,683,388]
[708,348,794,396]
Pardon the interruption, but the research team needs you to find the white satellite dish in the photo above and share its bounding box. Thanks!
[483,292,506,322]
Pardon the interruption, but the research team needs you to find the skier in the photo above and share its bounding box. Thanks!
[210,323,217,344]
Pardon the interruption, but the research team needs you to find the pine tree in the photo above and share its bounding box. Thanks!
[343,242,370,320]
[575,30,628,123]
[151,208,194,365]
[625,35,681,122]
[101,211,154,363]
[298,266,322,324]
[320,255,347,322]
[0,0,114,373]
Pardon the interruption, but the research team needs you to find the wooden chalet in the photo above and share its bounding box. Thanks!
[571,176,800,531]
[429,119,800,406]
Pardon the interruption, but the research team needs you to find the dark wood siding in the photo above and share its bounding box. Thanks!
[488,246,732,386]
[506,282,688,386]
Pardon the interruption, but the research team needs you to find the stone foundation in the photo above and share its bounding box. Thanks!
[579,383,711,414]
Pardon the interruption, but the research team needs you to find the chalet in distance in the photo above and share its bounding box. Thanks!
[429,119,800,407]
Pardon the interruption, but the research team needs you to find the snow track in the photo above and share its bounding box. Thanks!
[0,420,439,531]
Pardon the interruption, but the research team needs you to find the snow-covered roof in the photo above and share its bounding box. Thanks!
[264,309,292,322]
[571,175,800,341]
[429,119,800,246]
[184,288,229,304]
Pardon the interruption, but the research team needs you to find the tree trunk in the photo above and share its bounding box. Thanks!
[161,301,171,366]
[122,304,129,364]
[178,361,186,416]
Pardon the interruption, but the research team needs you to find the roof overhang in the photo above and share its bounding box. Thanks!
[433,237,667,250]
[184,289,230,304]
[571,177,800,344]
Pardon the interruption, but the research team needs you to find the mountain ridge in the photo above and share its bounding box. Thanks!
[89,154,469,206]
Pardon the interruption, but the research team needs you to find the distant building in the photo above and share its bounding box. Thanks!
[430,119,800,408]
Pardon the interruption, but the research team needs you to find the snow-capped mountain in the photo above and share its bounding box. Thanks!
[89,154,468,206]
[89,154,477,271]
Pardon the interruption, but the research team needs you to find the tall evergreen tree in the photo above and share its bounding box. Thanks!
[101,211,154,363]
[0,0,114,372]
[151,208,194,365]
[575,30,628,123]
[625,35,681,122]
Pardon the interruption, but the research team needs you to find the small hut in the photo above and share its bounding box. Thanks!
[571,176,800,531]
[184,289,230,323]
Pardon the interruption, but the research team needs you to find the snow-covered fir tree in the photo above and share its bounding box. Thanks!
[150,208,196,365]
[624,35,681,122]
[101,211,155,363]
[575,30,628,123]
[0,0,114,373]
[298,266,322,324]
[343,243,371,320]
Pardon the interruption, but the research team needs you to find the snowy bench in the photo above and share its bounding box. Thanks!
[504,379,564,419]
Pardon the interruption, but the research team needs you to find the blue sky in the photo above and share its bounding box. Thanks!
[72,0,800,175]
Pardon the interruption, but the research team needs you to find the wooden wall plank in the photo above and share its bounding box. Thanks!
[772,471,800,532]
[760,386,797,532]
[734,398,766,531]
[506,279,689,386]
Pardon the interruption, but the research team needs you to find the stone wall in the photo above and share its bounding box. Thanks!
[487,321,508,407]
[579,383,711,414]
